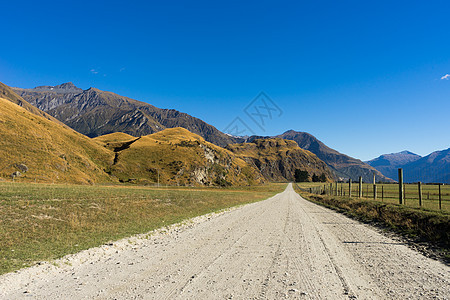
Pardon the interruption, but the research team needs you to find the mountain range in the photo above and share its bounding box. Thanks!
[12,82,394,183]
[367,150,450,183]
[13,83,238,147]
[1,81,337,185]
[365,151,422,180]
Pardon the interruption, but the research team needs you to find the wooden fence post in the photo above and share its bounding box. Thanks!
[418,182,422,207]
[439,184,442,210]
[398,168,404,205]
[359,176,362,198]
[340,183,343,196]
[373,184,377,200]
[349,179,352,198]
[382,185,384,201]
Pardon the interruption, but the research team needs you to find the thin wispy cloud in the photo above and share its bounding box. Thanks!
[441,74,450,80]
[120,67,126,72]
[90,69,99,74]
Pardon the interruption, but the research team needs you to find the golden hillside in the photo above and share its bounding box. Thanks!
[0,97,114,184]
[226,138,335,182]
[93,132,136,144]
[0,82,65,126]
[95,128,264,186]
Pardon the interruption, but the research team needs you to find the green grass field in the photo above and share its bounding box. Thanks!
[0,182,286,275]
[296,182,450,212]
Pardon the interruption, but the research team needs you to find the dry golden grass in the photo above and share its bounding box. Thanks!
[0,97,114,184]
[97,127,264,186]
[227,138,334,181]
[93,132,136,144]
[0,181,286,274]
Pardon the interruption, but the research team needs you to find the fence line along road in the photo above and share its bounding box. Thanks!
[296,168,448,212]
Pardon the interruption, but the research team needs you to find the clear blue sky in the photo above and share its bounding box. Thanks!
[1,0,449,160]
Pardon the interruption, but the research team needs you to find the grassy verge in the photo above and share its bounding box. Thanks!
[293,184,450,262]
[0,182,286,275]
[296,182,450,212]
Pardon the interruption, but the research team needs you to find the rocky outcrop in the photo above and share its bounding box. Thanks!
[227,138,334,182]
[275,130,393,182]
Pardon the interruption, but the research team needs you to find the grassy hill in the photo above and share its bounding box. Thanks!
[0,88,114,184]
[0,82,341,186]
[94,128,264,186]
[13,83,239,147]
[0,82,64,125]
[226,138,335,182]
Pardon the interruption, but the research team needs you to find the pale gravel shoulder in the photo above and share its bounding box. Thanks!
[0,198,269,296]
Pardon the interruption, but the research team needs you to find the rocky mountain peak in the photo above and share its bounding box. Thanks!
[33,82,83,93]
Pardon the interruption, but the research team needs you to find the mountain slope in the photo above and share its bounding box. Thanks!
[0,95,114,184]
[226,138,334,182]
[366,151,422,180]
[275,130,392,182]
[94,128,263,186]
[13,83,238,147]
[401,149,450,183]
[0,82,64,125]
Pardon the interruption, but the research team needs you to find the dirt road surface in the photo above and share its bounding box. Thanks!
[1,184,449,299]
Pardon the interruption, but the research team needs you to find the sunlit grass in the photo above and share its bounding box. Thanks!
[296,182,450,212]
[0,182,286,274]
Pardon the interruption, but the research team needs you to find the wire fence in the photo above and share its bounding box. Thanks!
[295,181,449,213]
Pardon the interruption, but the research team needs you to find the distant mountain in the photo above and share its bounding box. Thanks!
[274,130,393,182]
[401,149,450,183]
[226,138,334,182]
[366,151,422,180]
[13,83,239,147]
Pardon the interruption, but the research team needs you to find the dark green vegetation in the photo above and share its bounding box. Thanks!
[293,169,328,182]
[294,169,309,182]
[0,182,286,275]
[294,183,450,261]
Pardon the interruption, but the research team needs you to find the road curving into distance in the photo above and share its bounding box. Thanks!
[1,183,449,299]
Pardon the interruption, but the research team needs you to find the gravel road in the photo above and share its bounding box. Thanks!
[1,183,449,299]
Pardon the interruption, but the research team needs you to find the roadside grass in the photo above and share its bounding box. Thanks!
[293,184,450,262]
[296,182,450,212]
[0,182,286,275]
